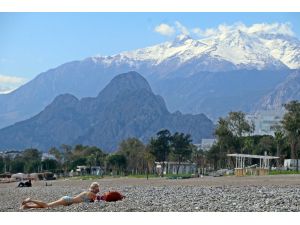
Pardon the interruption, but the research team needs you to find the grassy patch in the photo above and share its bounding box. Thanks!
[59,174,196,180]
[126,174,158,178]
[67,175,104,180]
[269,170,300,175]
[66,174,159,180]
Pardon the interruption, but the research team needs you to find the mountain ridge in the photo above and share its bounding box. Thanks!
[0,72,214,151]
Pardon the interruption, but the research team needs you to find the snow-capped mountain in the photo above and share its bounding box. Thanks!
[90,30,299,74]
[207,30,288,70]
[0,24,299,129]
[259,34,300,69]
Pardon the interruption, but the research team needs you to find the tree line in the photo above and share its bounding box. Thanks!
[209,100,300,171]
[1,100,300,176]
[0,130,194,177]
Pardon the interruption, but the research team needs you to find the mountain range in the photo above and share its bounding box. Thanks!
[0,27,300,129]
[0,72,214,151]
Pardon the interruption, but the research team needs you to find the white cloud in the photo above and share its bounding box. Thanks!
[0,74,26,84]
[154,22,191,37]
[175,21,189,35]
[246,23,294,36]
[0,74,28,94]
[154,23,175,36]
[192,22,295,38]
[192,27,217,37]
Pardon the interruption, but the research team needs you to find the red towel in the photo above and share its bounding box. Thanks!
[98,191,125,202]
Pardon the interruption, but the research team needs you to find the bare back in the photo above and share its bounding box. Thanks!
[72,191,96,203]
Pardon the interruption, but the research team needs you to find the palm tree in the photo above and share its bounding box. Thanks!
[282,101,300,171]
[274,129,285,167]
[170,132,193,175]
[149,129,171,177]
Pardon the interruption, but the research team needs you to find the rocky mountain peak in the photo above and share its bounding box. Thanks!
[0,72,214,151]
[96,71,152,100]
[172,34,193,46]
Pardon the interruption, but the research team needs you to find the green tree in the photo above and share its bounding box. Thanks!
[144,145,156,179]
[84,146,106,167]
[282,100,300,171]
[242,137,254,154]
[118,138,146,175]
[73,144,86,156]
[207,144,221,170]
[86,154,96,172]
[214,118,238,168]
[227,111,254,137]
[41,159,59,172]
[70,157,87,170]
[22,148,41,162]
[256,136,276,156]
[213,111,254,169]
[22,148,42,173]
[49,147,63,170]
[61,144,73,175]
[191,146,206,174]
[10,156,25,173]
[107,154,127,175]
[242,137,255,166]
[69,145,89,171]
[0,156,4,173]
[67,145,107,174]
[3,155,12,173]
[273,126,285,166]
[170,132,193,175]
[149,129,171,177]
[25,160,42,173]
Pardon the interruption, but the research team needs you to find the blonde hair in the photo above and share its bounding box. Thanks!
[89,182,100,191]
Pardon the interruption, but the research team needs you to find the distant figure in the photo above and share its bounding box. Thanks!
[24,179,32,187]
[17,179,32,187]
[17,182,25,187]
[20,182,100,209]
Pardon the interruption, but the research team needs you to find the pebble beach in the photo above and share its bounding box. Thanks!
[1,175,300,212]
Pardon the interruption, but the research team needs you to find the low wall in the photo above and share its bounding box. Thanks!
[234,168,246,176]
[258,168,269,176]
[234,168,269,176]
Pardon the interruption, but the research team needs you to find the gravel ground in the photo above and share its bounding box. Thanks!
[1,175,300,212]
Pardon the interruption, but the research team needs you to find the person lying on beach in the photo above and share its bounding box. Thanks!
[17,179,32,187]
[20,182,100,209]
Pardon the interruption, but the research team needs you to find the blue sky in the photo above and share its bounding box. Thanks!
[0,12,300,92]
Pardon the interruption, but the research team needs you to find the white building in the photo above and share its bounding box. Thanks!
[76,165,103,175]
[246,110,285,136]
[155,161,196,175]
[0,150,21,159]
[284,159,300,170]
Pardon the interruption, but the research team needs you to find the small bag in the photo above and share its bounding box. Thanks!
[98,191,125,202]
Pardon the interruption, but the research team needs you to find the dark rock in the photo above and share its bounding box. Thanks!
[0,72,214,152]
